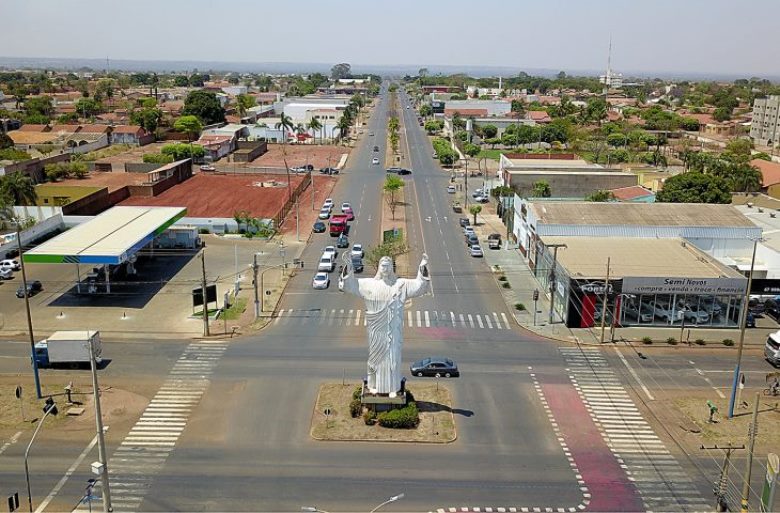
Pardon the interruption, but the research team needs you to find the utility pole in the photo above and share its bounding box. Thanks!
[88,336,112,513]
[464,159,469,208]
[729,237,760,418]
[702,443,745,512]
[253,253,260,319]
[310,170,315,212]
[200,250,210,337]
[17,228,42,399]
[742,392,761,512]
[599,257,611,343]
[547,244,567,324]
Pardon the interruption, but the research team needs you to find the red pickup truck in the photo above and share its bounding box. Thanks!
[329,214,349,236]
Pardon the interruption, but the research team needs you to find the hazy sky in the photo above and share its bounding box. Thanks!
[4,0,779,76]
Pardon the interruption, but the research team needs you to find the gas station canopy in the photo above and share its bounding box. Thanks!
[24,206,186,265]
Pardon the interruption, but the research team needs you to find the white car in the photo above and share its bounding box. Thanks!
[463,226,475,236]
[0,267,12,280]
[318,255,335,272]
[679,302,710,323]
[0,259,21,272]
[341,202,352,212]
[199,164,216,172]
[622,302,653,323]
[372,157,380,165]
[652,301,684,322]
[323,246,337,259]
[312,272,330,289]
[351,244,364,258]
[323,198,334,209]
[447,185,456,194]
[470,245,484,257]
[318,208,331,220]
[474,195,489,204]
[471,189,484,198]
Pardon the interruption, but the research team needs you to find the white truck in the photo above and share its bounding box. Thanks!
[34,330,102,368]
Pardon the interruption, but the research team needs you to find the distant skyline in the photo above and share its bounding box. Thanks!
[4,0,779,78]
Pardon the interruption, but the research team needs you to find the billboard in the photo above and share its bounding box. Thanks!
[192,284,217,307]
[622,277,746,295]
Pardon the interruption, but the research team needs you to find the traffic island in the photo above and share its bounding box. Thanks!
[310,382,456,443]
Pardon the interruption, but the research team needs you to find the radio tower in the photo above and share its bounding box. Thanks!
[604,36,612,95]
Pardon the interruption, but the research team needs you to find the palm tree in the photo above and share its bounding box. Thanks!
[335,115,351,144]
[307,118,322,145]
[275,113,294,145]
[0,172,38,206]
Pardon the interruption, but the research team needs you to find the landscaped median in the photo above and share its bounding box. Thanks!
[310,382,456,443]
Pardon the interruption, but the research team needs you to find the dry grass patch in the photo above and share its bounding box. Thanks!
[311,382,456,443]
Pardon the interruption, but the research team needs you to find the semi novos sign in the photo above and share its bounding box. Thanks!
[622,277,746,295]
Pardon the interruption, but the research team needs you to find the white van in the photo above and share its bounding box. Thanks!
[447,185,456,194]
[766,331,780,366]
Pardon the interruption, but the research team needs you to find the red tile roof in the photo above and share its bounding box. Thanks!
[112,125,144,134]
[751,159,780,187]
[683,113,716,125]
[19,124,49,132]
[444,108,488,117]
[78,125,110,133]
[527,111,552,123]
[609,185,655,201]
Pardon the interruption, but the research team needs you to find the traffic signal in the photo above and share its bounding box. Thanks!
[43,397,58,416]
[533,289,539,301]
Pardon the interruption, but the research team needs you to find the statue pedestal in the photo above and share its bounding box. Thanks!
[360,383,408,413]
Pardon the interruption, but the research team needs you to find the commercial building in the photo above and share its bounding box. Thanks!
[750,95,780,146]
[499,153,638,200]
[535,236,746,329]
[514,201,760,262]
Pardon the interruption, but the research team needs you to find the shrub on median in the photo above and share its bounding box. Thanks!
[377,402,419,429]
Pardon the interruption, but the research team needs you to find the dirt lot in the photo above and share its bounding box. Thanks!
[119,173,305,218]
[310,382,456,443]
[243,143,347,169]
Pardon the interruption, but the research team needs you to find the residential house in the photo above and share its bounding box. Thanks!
[608,185,656,203]
[194,134,233,161]
[110,125,153,146]
[527,111,552,124]
[751,158,780,199]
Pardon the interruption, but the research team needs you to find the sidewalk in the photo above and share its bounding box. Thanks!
[473,208,773,348]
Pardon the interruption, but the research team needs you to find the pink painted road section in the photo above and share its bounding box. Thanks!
[541,379,645,512]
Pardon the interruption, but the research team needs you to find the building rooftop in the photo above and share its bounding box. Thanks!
[750,159,780,187]
[609,185,656,201]
[540,236,744,280]
[530,202,755,228]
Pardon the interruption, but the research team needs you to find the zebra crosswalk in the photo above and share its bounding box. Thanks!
[559,347,710,513]
[272,308,513,330]
[75,341,228,513]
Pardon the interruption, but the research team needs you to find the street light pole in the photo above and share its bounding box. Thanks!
[25,399,56,512]
[17,228,42,399]
[369,493,405,513]
[88,337,112,513]
[728,237,760,419]
[253,253,261,318]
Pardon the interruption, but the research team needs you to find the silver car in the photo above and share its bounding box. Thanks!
[312,272,330,289]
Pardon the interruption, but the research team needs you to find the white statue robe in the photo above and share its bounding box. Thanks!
[342,270,429,394]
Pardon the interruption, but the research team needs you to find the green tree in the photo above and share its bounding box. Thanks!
[235,94,255,119]
[330,63,351,80]
[307,117,322,145]
[161,143,205,160]
[585,190,615,202]
[464,143,480,157]
[656,172,731,203]
[130,103,163,135]
[24,95,54,122]
[182,90,226,124]
[383,174,404,220]
[727,162,762,193]
[531,180,552,198]
[713,107,731,122]
[469,204,482,225]
[0,132,13,150]
[0,172,37,205]
[173,75,189,87]
[173,115,203,161]
[724,138,753,158]
[419,104,433,117]
[75,97,103,117]
[335,115,352,143]
[275,112,295,144]
[480,124,498,139]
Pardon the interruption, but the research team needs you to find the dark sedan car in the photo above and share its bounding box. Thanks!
[410,357,459,378]
[459,217,470,228]
[336,233,349,248]
[16,280,43,298]
[312,221,327,233]
[397,168,412,175]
